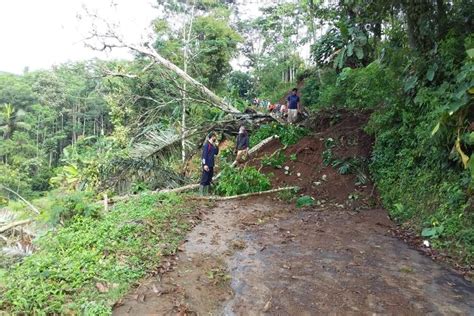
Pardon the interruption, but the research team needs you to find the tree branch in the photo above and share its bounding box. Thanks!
[83,15,242,114]
[0,185,40,214]
[0,219,34,234]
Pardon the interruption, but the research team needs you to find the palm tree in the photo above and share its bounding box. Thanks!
[0,103,30,140]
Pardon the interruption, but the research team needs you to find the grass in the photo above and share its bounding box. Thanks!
[0,192,193,315]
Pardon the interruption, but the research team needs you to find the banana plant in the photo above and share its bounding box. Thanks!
[0,103,30,140]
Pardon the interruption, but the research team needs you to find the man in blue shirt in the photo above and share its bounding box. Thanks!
[286,88,300,124]
[200,132,219,195]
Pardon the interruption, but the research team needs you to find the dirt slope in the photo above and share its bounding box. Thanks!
[113,110,474,315]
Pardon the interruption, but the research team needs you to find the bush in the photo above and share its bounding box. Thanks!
[0,192,191,314]
[215,166,271,196]
[366,86,474,263]
[313,62,400,109]
[300,43,473,263]
[261,149,286,168]
[296,195,315,208]
[48,191,101,225]
[250,124,309,147]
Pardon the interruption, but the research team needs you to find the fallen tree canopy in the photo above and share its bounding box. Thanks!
[110,134,280,203]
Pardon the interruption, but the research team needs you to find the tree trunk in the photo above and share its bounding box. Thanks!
[36,116,40,157]
[0,185,40,214]
[181,2,195,164]
[128,44,240,114]
[436,0,447,40]
[402,0,435,52]
[191,186,298,201]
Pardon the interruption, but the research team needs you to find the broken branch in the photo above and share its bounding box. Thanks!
[0,219,34,234]
[190,186,299,201]
[0,185,40,214]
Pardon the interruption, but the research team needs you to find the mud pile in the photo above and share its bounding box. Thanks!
[249,109,375,208]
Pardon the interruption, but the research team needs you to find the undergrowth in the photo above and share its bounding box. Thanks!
[250,123,309,147]
[0,192,192,314]
[322,137,369,185]
[303,35,473,263]
[215,166,271,196]
[261,149,286,168]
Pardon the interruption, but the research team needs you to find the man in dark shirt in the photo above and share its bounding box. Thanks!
[200,132,219,195]
[286,88,300,124]
[235,126,249,163]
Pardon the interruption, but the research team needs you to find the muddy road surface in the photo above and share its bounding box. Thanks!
[113,196,474,315]
[114,110,473,315]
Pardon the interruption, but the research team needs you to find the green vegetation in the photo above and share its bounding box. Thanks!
[0,193,191,314]
[250,124,309,147]
[300,0,473,263]
[321,138,369,185]
[215,166,271,196]
[276,188,298,203]
[261,149,286,168]
[1,0,473,312]
[296,195,315,208]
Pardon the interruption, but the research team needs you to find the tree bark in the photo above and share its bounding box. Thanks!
[436,0,447,40]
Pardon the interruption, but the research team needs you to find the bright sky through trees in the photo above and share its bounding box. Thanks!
[0,0,158,74]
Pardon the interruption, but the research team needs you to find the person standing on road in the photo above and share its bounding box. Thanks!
[287,88,300,124]
[200,132,219,195]
[235,126,249,163]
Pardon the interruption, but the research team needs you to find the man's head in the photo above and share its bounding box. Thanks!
[239,126,246,134]
[292,88,298,95]
[208,132,217,143]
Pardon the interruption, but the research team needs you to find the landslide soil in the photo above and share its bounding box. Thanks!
[114,110,474,315]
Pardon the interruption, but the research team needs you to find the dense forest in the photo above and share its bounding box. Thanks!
[0,0,473,314]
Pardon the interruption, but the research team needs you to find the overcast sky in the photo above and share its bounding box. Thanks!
[0,0,158,74]
[0,0,296,75]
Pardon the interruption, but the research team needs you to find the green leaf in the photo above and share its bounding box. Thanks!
[354,47,364,60]
[426,66,436,81]
[421,226,443,238]
[421,227,437,237]
[334,47,347,69]
[468,132,474,145]
[356,34,367,46]
[431,122,440,136]
[467,48,474,59]
[447,98,467,115]
[347,43,354,57]
[403,76,417,92]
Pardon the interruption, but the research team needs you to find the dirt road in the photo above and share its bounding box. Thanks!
[114,110,473,315]
[114,196,473,315]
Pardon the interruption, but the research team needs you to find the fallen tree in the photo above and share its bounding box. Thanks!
[158,134,279,192]
[0,219,33,234]
[0,185,40,215]
[84,11,241,115]
[109,134,280,203]
[190,186,299,201]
